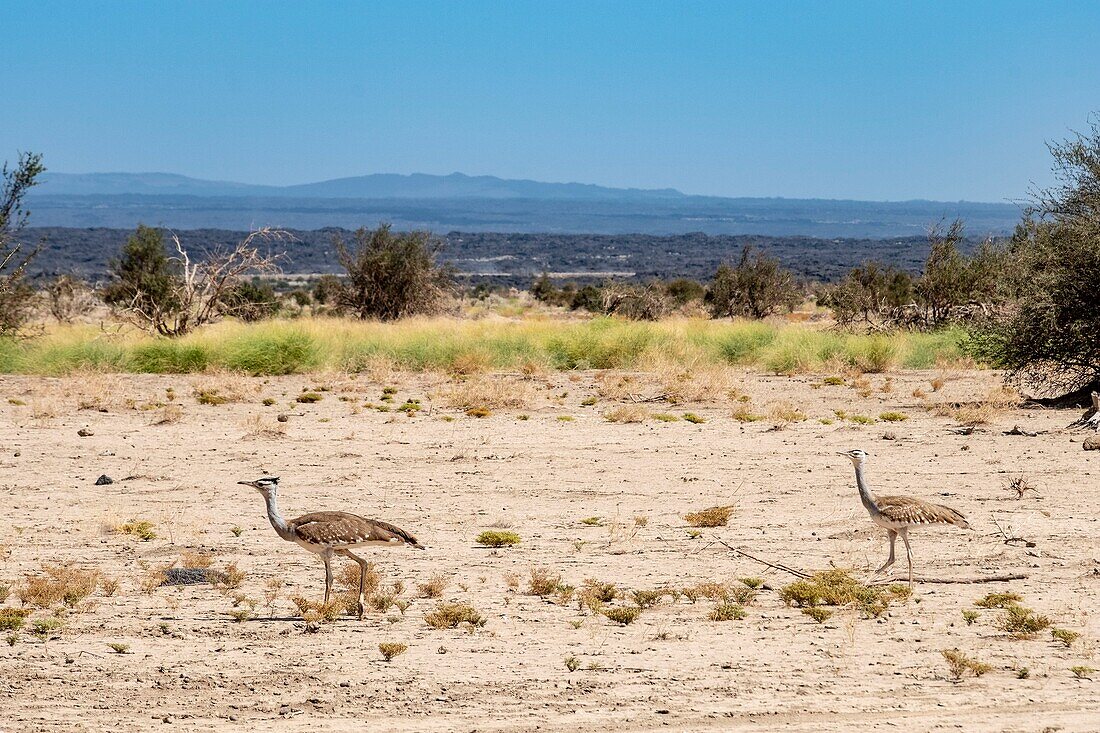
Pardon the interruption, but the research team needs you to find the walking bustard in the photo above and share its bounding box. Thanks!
[239,477,424,619]
[837,449,969,586]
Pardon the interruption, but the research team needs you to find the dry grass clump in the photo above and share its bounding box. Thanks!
[180,551,214,569]
[731,404,763,422]
[1071,666,1095,679]
[942,649,993,680]
[0,608,32,632]
[602,606,642,626]
[417,574,449,599]
[879,411,909,422]
[768,402,807,427]
[240,413,287,439]
[802,607,832,624]
[112,519,157,541]
[683,505,734,528]
[681,581,731,604]
[152,404,183,425]
[441,376,534,410]
[378,642,408,662]
[19,564,101,609]
[424,602,486,629]
[1051,628,1080,647]
[995,604,1051,638]
[465,406,492,418]
[603,405,650,423]
[709,602,747,621]
[631,589,667,608]
[962,610,980,625]
[658,366,734,404]
[527,567,565,598]
[975,591,1022,609]
[779,570,906,618]
[476,530,520,547]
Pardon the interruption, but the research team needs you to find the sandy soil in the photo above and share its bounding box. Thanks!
[0,369,1097,732]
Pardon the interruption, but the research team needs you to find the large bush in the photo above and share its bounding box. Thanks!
[334,224,454,320]
[707,246,801,319]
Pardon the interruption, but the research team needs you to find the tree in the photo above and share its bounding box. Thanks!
[102,225,180,317]
[0,152,46,335]
[104,225,284,336]
[334,224,453,320]
[707,246,801,319]
[970,122,1100,398]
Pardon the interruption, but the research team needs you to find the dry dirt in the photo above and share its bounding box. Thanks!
[0,369,1098,732]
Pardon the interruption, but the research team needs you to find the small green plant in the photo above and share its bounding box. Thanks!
[195,390,229,406]
[682,413,706,424]
[975,591,1022,609]
[296,392,323,403]
[564,655,580,672]
[30,617,62,642]
[942,649,993,680]
[652,413,680,422]
[686,529,703,539]
[962,610,980,626]
[581,397,597,406]
[603,606,642,625]
[709,602,746,621]
[230,526,244,537]
[879,412,909,422]
[8,398,26,406]
[684,505,734,527]
[996,604,1051,638]
[1071,666,1094,680]
[107,642,130,654]
[847,414,875,425]
[1051,628,1080,647]
[557,415,574,422]
[424,603,486,629]
[262,397,275,406]
[731,406,762,422]
[0,608,32,632]
[378,642,408,661]
[822,376,845,386]
[802,607,832,624]
[1016,667,1030,679]
[580,516,602,526]
[740,577,764,590]
[517,414,530,420]
[476,530,520,547]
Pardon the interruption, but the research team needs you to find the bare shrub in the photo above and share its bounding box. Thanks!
[683,506,734,528]
[45,275,96,322]
[104,226,285,336]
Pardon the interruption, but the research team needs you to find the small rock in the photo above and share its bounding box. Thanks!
[77,428,94,437]
[277,414,289,423]
[95,474,114,485]
[1083,436,1100,451]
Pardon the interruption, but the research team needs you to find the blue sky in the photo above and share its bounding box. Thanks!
[3,0,1098,201]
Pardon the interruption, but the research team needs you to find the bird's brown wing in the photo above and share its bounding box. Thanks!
[289,511,424,548]
[876,495,969,528]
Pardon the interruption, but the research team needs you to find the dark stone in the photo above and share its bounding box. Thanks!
[95,474,114,485]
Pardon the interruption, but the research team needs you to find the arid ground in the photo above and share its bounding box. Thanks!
[1,369,1097,732]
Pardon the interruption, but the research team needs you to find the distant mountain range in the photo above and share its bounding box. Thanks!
[27,171,1024,238]
[38,171,686,200]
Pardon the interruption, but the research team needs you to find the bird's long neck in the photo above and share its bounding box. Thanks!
[263,490,295,541]
[853,462,877,510]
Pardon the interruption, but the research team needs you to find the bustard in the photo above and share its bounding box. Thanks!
[239,477,424,619]
[838,449,969,587]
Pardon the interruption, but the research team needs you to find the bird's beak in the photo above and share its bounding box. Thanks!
[238,480,258,488]
[836,451,848,456]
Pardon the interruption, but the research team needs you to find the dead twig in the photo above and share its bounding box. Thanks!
[710,539,810,579]
[992,516,1036,548]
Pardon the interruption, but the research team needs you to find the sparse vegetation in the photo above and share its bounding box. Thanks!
[112,519,157,541]
[975,591,1022,609]
[1051,628,1080,647]
[602,606,642,625]
[995,604,1052,638]
[709,602,747,621]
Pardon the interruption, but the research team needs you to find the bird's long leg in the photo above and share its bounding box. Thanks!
[338,549,370,621]
[872,529,897,577]
[322,551,334,607]
[899,528,913,588]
